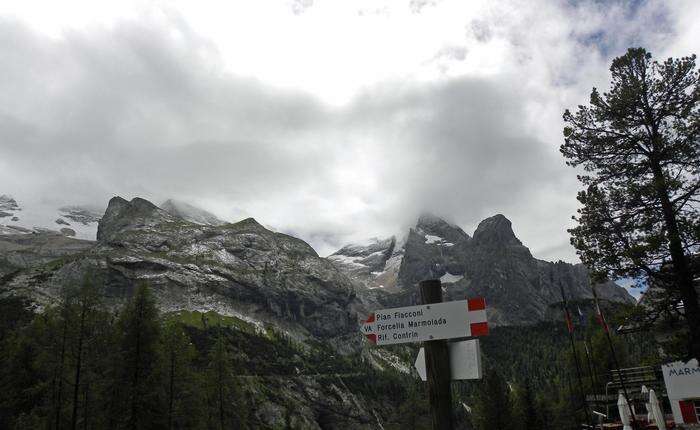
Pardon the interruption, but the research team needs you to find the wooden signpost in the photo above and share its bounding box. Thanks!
[360,279,489,430]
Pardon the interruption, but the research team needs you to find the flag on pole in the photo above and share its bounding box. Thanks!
[564,307,574,333]
[559,282,575,333]
[557,272,594,426]
[577,306,586,326]
[595,300,609,332]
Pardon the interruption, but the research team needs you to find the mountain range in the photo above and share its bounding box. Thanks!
[1,194,632,329]
[0,194,637,427]
[329,213,633,325]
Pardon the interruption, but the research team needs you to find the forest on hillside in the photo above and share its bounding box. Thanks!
[0,280,657,430]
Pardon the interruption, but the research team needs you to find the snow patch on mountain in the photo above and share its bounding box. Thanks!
[425,234,443,244]
[440,272,463,284]
[0,195,102,240]
[326,236,403,290]
[423,233,455,247]
[327,253,368,267]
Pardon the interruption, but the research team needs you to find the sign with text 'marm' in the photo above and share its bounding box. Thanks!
[361,298,488,346]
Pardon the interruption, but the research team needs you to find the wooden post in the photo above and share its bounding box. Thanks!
[419,279,453,430]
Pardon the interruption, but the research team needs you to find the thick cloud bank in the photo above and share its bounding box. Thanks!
[1,0,698,260]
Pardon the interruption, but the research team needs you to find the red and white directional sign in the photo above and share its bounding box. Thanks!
[361,298,488,346]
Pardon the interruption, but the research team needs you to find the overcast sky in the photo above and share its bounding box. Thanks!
[1,0,698,261]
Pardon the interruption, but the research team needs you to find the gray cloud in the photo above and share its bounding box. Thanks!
[0,1,695,261]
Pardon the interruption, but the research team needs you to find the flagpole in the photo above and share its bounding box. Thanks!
[558,274,593,428]
[577,305,601,392]
[582,336,599,393]
[590,280,638,429]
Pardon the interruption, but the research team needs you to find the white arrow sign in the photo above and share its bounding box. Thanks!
[361,298,488,346]
[415,339,483,381]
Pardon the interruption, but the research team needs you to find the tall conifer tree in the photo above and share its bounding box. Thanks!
[561,47,700,360]
[115,283,163,429]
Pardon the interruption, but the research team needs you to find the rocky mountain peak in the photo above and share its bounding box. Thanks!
[97,196,176,242]
[414,213,470,244]
[416,213,448,228]
[472,214,522,246]
[416,213,453,230]
[229,217,267,232]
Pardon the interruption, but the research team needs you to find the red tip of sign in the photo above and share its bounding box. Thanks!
[365,313,375,323]
[470,322,489,337]
[467,297,486,311]
[365,333,377,344]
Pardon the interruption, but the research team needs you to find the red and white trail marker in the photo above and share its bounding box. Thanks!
[361,298,489,346]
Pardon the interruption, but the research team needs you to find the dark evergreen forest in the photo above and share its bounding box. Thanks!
[0,283,656,429]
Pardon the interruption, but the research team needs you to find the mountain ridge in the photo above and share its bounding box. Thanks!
[328,213,634,325]
[0,195,633,329]
[2,196,365,342]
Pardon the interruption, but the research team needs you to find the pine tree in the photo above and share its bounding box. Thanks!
[0,311,48,429]
[561,47,700,360]
[63,278,107,430]
[514,381,539,430]
[52,303,70,430]
[159,319,203,429]
[472,367,515,430]
[205,321,247,430]
[114,282,164,429]
[396,382,427,429]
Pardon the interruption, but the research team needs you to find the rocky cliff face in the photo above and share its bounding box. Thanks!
[328,213,634,325]
[0,196,409,428]
[3,196,365,340]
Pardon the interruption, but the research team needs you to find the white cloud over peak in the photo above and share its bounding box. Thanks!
[0,0,698,259]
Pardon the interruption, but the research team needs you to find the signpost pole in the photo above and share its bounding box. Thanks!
[419,279,453,430]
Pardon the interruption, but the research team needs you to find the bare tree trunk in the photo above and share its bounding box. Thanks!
[651,159,700,359]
